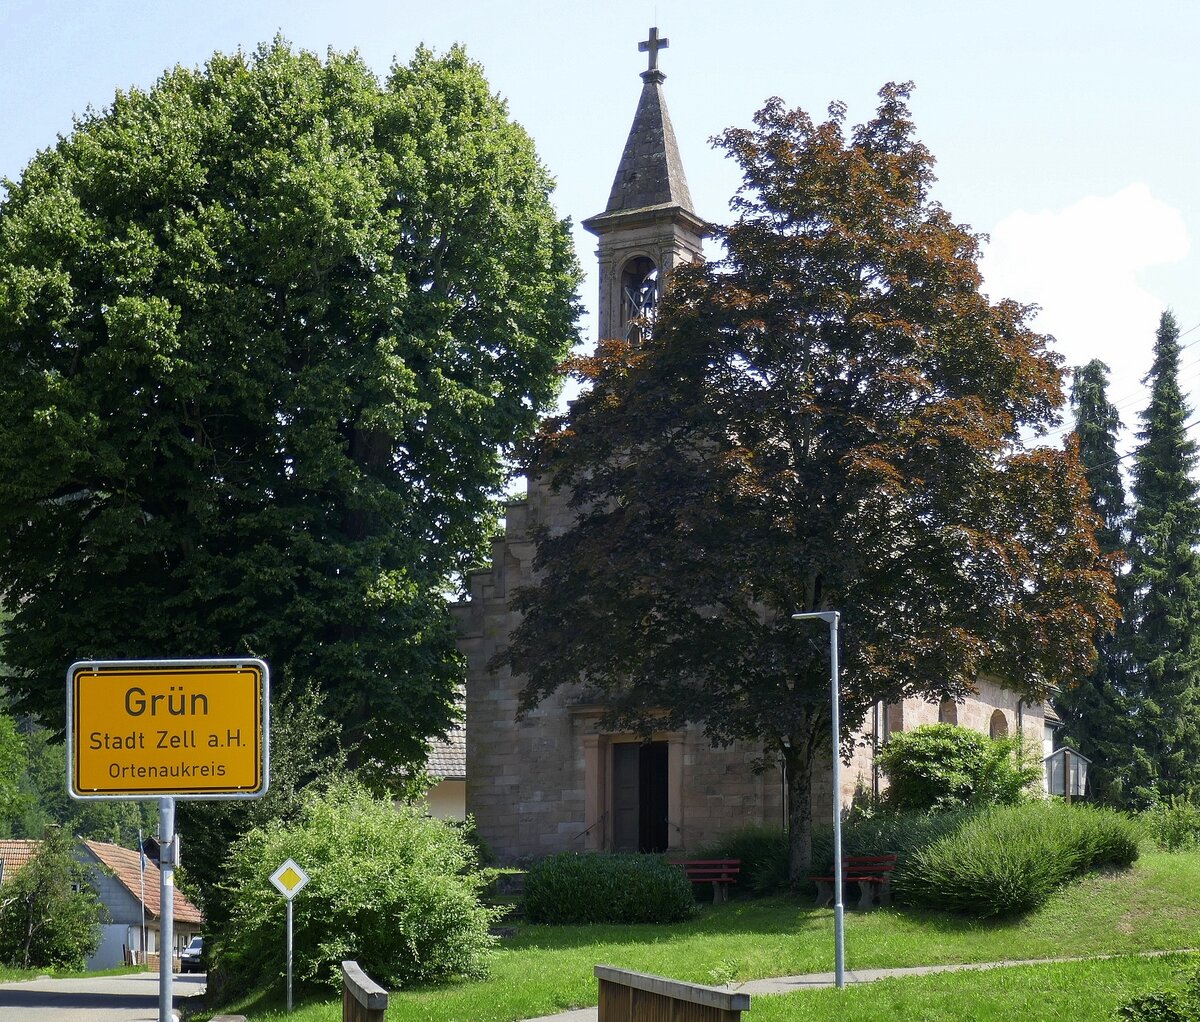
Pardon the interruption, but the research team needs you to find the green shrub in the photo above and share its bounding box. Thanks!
[807,807,977,879]
[1116,992,1192,1022]
[696,812,979,897]
[522,853,696,924]
[1142,798,1200,852]
[696,825,789,896]
[876,724,1041,812]
[215,778,497,995]
[893,801,1139,917]
[1115,962,1200,1021]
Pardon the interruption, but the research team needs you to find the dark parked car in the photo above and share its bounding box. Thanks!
[179,935,205,974]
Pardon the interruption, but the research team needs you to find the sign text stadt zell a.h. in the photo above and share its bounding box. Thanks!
[67,659,270,800]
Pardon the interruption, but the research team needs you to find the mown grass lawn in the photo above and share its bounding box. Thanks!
[203,849,1200,1022]
[753,954,1196,1022]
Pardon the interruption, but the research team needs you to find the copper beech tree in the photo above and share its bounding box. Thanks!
[502,84,1118,884]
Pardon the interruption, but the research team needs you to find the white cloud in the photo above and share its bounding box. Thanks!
[980,184,1190,435]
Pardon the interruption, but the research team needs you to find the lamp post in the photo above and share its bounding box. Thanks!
[791,610,844,989]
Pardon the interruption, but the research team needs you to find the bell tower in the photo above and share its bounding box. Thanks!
[582,28,708,342]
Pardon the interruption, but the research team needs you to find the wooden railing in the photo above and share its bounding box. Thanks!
[342,960,389,1022]
[596,964,751,1021]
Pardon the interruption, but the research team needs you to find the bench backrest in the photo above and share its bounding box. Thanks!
[341,960,388,1022]
[596,965,749,1022]
[668,859,741,880]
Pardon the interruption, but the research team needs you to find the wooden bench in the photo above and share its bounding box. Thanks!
[596,964,750,1022]
[668,858,740,903]
[808,853,897,910]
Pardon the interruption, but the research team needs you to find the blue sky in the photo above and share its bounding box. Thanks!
[2,0,1195,448]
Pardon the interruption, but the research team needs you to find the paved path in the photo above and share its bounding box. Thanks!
[522,951,1198,1022]
[0,971,206,1022]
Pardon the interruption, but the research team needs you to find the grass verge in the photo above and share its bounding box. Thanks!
[200,849,1200,1022]
[751,954,1197,1022]
[0,964,142,982]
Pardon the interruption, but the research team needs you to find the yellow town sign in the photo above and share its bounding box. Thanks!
[68,659,269,799]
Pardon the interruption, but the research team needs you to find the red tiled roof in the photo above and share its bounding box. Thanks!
[0,839,40,884]
[83,840,203,926]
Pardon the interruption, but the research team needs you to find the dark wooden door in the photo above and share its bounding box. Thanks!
[611,741,669,853]
[611,743,640,852]
[639,741,669,853]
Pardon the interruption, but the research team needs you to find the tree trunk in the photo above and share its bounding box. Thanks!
[784,743,816,888]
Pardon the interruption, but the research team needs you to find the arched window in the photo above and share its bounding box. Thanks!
[620,256,659,340]
[937,698,958,725]
[989,709,1009,740]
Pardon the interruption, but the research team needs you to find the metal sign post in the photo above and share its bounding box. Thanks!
[159,797,175,1022]
[270,859,310,1013]
[66,658,271,1022]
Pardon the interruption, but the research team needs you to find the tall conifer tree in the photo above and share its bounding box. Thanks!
[1119,311,1200,806]
[1059,360,1127,798]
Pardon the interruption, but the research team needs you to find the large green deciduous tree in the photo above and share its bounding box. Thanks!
[0,710,28,834]
[503,85,1116,882]
[1116,311,1200,807]
[0,41,579,772]
[1058,359,1129,799]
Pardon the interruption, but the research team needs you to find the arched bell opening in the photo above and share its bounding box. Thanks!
[620,256,659,341]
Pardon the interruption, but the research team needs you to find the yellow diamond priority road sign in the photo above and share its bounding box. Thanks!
[67,659,269,800]
[270,859,310,900]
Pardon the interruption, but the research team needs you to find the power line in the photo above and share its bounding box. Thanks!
[1082,407,1200,478]
[1041,318,1200,449]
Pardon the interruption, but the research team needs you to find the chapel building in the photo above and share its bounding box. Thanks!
[451,30,1050,863]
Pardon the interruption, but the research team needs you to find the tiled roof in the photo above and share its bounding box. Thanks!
[0,839,40,884]
[426,725,466,780]
[83,840,203,926]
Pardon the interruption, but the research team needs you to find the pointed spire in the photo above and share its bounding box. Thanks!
[598,28,695,217]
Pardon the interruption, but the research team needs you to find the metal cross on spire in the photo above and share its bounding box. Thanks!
[639,27,669,72]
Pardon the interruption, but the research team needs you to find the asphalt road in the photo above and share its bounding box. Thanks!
[0,970,206,1021]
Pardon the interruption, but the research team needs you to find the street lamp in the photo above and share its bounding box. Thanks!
[791,610,845,989]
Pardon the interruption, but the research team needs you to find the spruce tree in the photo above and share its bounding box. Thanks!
[1071,361,1128,556]
[1119,311,1200,806]
[1059,359,1128,799]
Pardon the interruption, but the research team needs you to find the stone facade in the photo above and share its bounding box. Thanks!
[451,30,1052,865]
[453,474,790,860]
[453,465,1050,864]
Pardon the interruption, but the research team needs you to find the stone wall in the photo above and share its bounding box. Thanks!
[454,474,1049,864]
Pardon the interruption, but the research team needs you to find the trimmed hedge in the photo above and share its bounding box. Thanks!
[522,853,697,924]
[697,813,977,896]
[810,808,977,877]
[893,801,1139,917]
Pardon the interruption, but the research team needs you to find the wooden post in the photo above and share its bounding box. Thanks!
[341,961,388,1022]
[595,965,750,1021]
